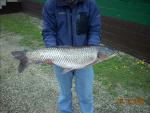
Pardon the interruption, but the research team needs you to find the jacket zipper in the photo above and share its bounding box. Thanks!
[70,8,74,46]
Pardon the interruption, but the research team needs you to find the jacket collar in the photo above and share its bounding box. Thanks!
[56,0,84,6]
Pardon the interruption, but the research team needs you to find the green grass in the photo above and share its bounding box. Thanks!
[0,13,44,49]
[94,54,150,104]
[1,13,150,105]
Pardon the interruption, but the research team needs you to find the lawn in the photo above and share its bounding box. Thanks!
[94,54,150,101]
[0,13,150,113]
[0,13,44,49]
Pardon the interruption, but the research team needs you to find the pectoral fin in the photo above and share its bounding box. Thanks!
[62,68,74,74]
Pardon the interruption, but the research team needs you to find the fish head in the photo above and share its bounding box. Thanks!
[97,45,118,61]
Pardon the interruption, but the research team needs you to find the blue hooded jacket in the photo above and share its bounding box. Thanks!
[42,0,101,47]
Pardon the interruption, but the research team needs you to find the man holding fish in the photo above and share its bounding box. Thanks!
[42,0,103,113]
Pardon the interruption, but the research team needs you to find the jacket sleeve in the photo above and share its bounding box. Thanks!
[42,0,57,47]
[88,0,101,46]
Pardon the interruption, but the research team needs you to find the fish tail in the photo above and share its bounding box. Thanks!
[11,50,28,73]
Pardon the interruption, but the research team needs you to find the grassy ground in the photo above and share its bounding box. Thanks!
[0,13,150,113]
[94,54,150,103]
[0,13,44,49]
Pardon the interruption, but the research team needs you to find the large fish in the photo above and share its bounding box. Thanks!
[11,45,117,73]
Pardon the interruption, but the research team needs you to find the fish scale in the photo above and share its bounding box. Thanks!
[26,47,98,69]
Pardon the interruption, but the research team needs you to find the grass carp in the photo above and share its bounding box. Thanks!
[11,45,117,73]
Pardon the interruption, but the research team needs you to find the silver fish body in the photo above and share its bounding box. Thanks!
[26,46,99,69]
[11,46,117,73]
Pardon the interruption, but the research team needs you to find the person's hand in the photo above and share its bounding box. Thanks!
[98,54,108,61]
[44,59,53,65]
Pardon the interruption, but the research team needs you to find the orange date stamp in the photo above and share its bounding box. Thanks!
[116,97,144,105]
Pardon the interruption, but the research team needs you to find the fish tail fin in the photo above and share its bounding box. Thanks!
[11,51,28,73]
